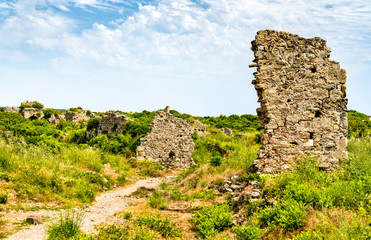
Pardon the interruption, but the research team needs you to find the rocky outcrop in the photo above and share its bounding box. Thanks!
[221,128,233,136]
[137,109,195,169]
[98,110,131,135]
[249,30,348,174]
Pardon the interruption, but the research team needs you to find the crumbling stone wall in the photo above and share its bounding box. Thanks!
[249,30,348,174]
[4,107,19,113]
[99,110,131,135]
[65,109,94,123]
[137,109,195,169]
[191,120,207,136]
[21,108,45,120]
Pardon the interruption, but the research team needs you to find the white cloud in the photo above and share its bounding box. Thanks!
[0,0,370,115]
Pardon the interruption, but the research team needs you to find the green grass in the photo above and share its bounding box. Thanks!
[0,136,134,205]
[193,130,260,169]
[47,211,84,240]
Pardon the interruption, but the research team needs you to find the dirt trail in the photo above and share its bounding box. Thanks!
[5,177,168,240]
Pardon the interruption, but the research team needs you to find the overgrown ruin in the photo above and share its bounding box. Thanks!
[137,108,195,169]
[99,110,131,135]
[249,30,348,174]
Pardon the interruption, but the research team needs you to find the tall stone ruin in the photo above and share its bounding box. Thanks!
[137,108,195,169]
[249,30,348,174]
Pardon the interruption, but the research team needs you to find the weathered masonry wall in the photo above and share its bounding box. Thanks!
[249,30,348,174]
[137,110,195,169]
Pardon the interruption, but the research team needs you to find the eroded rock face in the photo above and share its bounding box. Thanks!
[137,110,195,169]
[99,110,131,135]
[249,30,348,174]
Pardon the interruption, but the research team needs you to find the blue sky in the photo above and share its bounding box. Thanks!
[1,0,370,116]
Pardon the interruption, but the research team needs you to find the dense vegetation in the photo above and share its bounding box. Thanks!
[0,106,370,239]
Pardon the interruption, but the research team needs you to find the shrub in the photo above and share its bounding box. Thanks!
[171,188,182,200]
[91,225,129,240]
[259,198,308,230]
[76,185,96,203]
[0,191,9,204]
[284,183,320,206]
[19,103,32,112]
[292,231,321,240]
[210,156,223,166]
[149,190,167,210]
[32,102,44,109]
[234,225,263,240]
[43,108,61,118]
[47,211,84,240]
[135,215,182,238]
[189,204,233,238]
[0,107,4,112]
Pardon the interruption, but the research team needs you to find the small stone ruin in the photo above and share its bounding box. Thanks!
[3,107,19,113]
[249,30,348,174]
[98,110,131,135]
[137,107,195,169]
[65,109,95,123]
[191,120,207,136]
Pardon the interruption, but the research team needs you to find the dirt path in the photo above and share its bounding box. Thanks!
[5,177,169,240]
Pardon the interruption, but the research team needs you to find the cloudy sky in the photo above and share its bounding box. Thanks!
[1,0,370,116]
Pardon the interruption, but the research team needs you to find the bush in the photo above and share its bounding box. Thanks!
[91,225,129,240]
[47,211,84,240]
[135,215,182,238]
[87,118,100,131]
[259,198,308,230]
[0,107,4,112]
[189,204,233,238]
[210,156,223,166]
[76,185,96,203]
[234,225,263,240]
[284,183,320,206]
[0,191,9,204]
[43,108,61,118]
[19,103,32,112]
[149,190,167,210]
[292,231,321,240]
[32,102,44,109]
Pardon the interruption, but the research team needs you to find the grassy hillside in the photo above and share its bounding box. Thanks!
[0,108,370,239]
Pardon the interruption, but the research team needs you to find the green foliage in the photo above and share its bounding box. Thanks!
[47,211,84,240]
[259,198,308,230]
[0,191,9,204]
[76,185,96,203]
[189,204,233,239]
[193,131,259,168]
[19,103,32,111]
[148,190,167,210]
[86,118,100,131]
[198,114,262,132]
[32,102,44,109]
[292,231,321,240]
[89,225,129,240]
[0,107,4,112]
[348,110,371,137]
[135,215,182,238]
[43,108,62,118]
[233,225,263,240]
[210,156,223,166]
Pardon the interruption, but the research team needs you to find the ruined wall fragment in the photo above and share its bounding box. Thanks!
[99,110,131,135]
[137,109,195,169]
[249,30,348,174]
